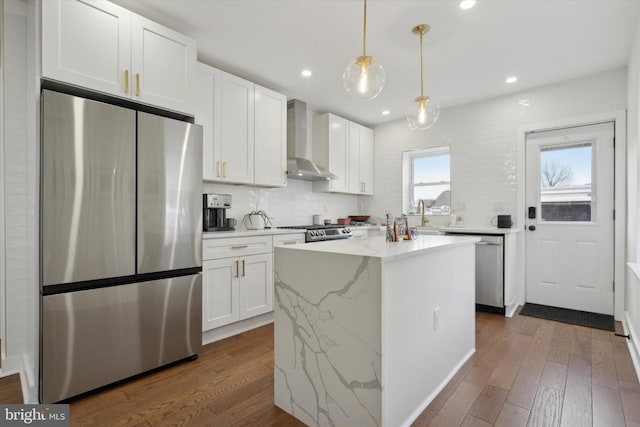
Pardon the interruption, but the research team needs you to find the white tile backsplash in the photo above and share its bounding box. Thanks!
[364,68,627,228]
[203,179,360,227]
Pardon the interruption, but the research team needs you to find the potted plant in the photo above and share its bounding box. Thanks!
[243,208,273,230]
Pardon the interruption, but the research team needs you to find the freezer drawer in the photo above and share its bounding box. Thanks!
[40,274,202,403]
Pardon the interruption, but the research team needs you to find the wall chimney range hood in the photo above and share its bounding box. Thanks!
[287,100,336,181]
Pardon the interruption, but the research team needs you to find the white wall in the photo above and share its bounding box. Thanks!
[203,179,359,227]
[629,20,640,267]
[364,68,627,228]
[2,0,38,402]
[625,15,640,369]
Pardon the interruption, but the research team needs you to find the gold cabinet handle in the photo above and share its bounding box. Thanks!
[124,70,129,93]
[216,161,221,178]
[281,240,297,245]
[235,260,239,278]
[241,259,246,277]
[231,245,248,250]
[223,162,227,178]
[135,73,140,96]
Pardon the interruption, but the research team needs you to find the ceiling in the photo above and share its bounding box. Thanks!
[113,0,640,127]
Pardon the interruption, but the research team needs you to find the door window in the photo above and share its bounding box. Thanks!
[539,143,593,222]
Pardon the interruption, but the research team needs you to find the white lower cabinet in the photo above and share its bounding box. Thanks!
[238,253,273,320]
[202,236,274,331]
[203,257,239,330]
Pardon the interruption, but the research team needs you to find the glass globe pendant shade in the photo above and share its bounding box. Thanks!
[343,56,385,101]
[406,96,439,130]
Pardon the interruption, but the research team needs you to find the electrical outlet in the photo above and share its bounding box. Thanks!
[433,307,440,331]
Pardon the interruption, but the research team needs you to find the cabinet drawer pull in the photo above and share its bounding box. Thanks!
[135,73,140,96]
[241,259,246,277]
[231,245,248,250]
[281,240,297,245]
[216,161,221,177]
[124,69,129,93]
[223,162,227,178]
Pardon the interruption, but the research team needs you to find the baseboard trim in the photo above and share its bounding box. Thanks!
[1,354,33,403]
[202,312,274,346]
[623,311,640,383]
[400,348,476,427]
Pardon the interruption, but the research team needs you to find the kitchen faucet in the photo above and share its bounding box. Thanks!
[417,199,429,226]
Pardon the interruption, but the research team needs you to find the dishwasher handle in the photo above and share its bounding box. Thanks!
[476,241,502,246]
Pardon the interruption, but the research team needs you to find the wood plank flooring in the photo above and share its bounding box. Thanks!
[0,373,23,404]
[67,311,640,426]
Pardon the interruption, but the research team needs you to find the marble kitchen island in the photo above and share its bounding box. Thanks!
[274,234,480,427]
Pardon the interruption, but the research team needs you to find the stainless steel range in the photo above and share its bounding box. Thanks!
[278,225,353,243]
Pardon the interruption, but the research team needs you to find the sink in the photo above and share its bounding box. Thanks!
[415,226,443,235]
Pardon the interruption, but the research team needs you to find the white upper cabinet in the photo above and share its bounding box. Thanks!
[42,0,196,115]
[359,126,374,195]
[313,113,374,195]
[312,114,349,193]
[349,122,374,195]
[195,63,222,181]
[254,85,287,187]
[221,73,255,184]
[42,0,130,96]
[195,62,286,187]
[130,14,196,114]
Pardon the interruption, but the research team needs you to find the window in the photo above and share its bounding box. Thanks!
[402,146,451,215]
[539,142,592,222]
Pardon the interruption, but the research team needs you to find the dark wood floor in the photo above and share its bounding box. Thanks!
[68,312,640,426]
[0,373,23,404]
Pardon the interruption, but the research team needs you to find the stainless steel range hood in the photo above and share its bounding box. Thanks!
[287,100,336,181]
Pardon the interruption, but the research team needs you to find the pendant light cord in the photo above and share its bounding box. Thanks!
[419,30,424,98]
[363,0,367,57]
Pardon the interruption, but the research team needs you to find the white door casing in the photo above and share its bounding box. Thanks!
[525,122,614,315]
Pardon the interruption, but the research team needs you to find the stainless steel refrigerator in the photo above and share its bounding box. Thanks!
[40,90,203,403]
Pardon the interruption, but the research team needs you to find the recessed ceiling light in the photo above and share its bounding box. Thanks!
[505,76,518,84]
[301,69,312,77]
[459,0,476,10]
[382,110,390,116]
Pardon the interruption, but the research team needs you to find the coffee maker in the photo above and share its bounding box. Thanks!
[203,193,233,231]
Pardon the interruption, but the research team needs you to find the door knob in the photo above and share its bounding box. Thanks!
[528,225,536,231]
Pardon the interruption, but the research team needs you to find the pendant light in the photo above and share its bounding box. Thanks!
[343,0,385,101]
[406,24,439,130]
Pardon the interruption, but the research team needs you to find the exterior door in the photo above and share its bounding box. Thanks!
[525,122,614,314]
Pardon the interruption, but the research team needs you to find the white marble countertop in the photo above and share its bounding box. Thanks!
[203,228,304,239]
[275,234,480,263]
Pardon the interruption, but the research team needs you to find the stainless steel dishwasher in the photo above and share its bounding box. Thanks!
[475,235,504,314]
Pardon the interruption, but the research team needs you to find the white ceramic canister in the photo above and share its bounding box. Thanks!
[313,214,324,225]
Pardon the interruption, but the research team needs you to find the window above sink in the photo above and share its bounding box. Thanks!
[402,146,451,216]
